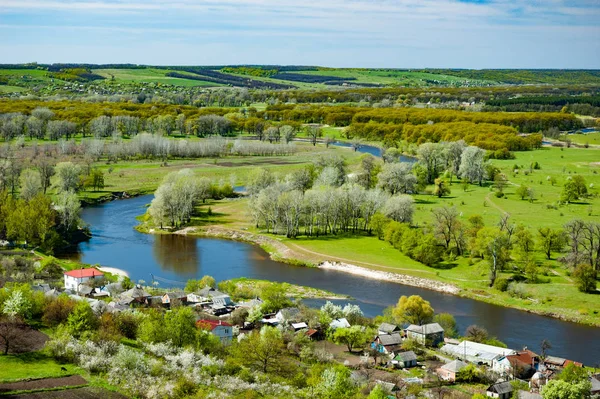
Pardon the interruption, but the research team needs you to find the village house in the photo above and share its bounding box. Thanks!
[120,285,152,305]
[329,317,351,330]
[375,380,401,395]
[197,319,233,344]
[543,356,583,370]
[371,333,402,355]
[162,291,187,306]
[197,287,233,306]
[377,322,401,335]
[441,341,515,366]
[64,268,104,293]
[275,307,301,324]
[486,381,513,399]
[405,323,444,346]
[437,359,468,382]
[236,298,263,309]
[492,350,539,379]
[591,374,600,395]
[392,351,417,368]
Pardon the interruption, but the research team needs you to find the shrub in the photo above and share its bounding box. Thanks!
[494,278,510,292]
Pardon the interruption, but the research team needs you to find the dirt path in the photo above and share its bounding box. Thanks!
[485,192,509,215]
[0,376,87,393]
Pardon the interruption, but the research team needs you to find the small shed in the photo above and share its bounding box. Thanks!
[487,381,513,399]
[393,351,417,368]
[291,322,308,332]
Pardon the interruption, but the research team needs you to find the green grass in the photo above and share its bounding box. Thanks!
[561,132,600,146]
[0,69,51,78]
[0,351,82,382]
[292,69,494,86]
[93,68,219,87]
[0,85,27,93]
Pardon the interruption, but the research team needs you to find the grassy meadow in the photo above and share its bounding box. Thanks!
[93,68,219,87]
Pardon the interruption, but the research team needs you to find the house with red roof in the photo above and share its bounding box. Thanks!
[64,268,104,293]
[197,319,233,344]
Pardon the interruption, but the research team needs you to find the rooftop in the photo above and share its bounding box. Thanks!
[488,381,513,395]
[442,341,515,361]
[441,359,468,373]
[378,322,399,333]
[377,332,402,346]
[394,351,417,362]
[406,323,444,335]
[64,268,104,278]
[197,319,232,330]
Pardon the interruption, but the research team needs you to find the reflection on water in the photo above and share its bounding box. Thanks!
[153,235,199,275]
[60,195,600,365]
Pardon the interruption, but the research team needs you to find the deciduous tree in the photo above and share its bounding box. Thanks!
[392,295,434,326]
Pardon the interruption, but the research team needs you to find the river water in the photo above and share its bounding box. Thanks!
[62,195,600,365]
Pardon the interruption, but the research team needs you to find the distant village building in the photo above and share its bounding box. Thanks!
[393,351,418,368]
[437,359,468,382]
[372,333,402,355]
[441,341,515,366]
[197,320,233,344]
[64,268,104,293]
[486,381,513,399]
[275,307,301,324]
[405,323,444,346]
[492,350,539,379]
[120,285,152,305]
[329,318,351,330]
[162,291,187,306]
[378,322,401,335]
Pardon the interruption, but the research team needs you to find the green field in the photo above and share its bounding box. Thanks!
[0,351,82,382]
[0,85,27,93]
[93,68,219,87]
[562,132,600,146]
[293,69,492,86]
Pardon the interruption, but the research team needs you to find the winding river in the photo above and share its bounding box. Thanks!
[62,195,600,365]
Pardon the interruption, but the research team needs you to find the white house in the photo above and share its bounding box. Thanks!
[64,268,104,292]
[197,320,233,344]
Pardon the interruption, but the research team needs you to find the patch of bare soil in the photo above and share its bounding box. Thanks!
[4,387,128,399]
[0,326,49,354]
[0,376,87,393]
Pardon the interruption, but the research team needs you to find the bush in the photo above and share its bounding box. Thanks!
[495,191,504,198]
[42,295,77,327]
[494,278,510,292]
[507,282,528,299]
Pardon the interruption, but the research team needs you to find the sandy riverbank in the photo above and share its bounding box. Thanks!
[318,261,460,295]
[97,266,130,278]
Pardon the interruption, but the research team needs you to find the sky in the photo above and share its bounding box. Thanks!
[0,0,599,68]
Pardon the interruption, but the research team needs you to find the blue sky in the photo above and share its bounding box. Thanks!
[0,0,599,68]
